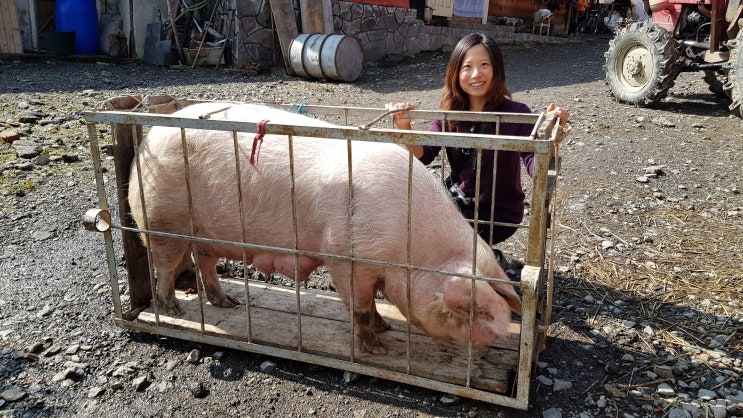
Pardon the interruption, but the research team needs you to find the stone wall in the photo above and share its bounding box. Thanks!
[233,0,563,73]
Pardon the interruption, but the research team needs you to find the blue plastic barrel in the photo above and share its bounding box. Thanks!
[55,0,99,55]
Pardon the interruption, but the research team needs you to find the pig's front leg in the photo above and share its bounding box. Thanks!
[198,255,240,308]
[355,309,388,355]
[329,262,388,354]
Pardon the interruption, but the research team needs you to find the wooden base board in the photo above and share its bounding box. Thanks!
[132,278,521,394]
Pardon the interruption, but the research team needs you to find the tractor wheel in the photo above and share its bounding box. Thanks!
[723,19,743,119]
[604,20,680,105]
[703,69,727,98]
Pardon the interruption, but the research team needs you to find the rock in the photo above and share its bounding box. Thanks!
[132,376,149,392]
[32,230,56,241]
[260,360,276,373]
[343,371,360,383]
[88,386,105,398]
[186,381,209,398]
[1,388,27,402]
[604,360,619,374]
[18,114,40,124]
[24,342,45,354]
[186,349,200,364]
[62,153,79,163]
[12,139,42,158]
[652,117,676,128]
[698,388,717,400]
[537,375,554,385]
[164,359,180,371]
[708,403,727,418]
[439,394,460,404]
[644,165,665,175]
[542,407,563,418]
[657,383,675,396]
[553,379,573,391]
[0,130,20,144]
[667,407,692,418]
[654,365,674,379]
[14,161,33,171]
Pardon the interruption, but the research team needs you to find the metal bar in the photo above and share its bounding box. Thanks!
[231,129,253,343]
[405,147,414,374]
[87,123,123,319]
[106,223,522,288]
[179,126,208,333]
[83,111,553,154]
[346,138,356,361]
[287,134,304,352]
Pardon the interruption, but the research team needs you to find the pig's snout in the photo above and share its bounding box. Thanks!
[435,276,513,345]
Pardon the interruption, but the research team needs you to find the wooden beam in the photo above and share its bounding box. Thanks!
[269,0,299,74]
[0,0,24,54]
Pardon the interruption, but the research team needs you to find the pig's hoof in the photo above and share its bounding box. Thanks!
[363,343,388,355]
[359,334,388,355]
[157,298,185,316]
[209,293,241,308]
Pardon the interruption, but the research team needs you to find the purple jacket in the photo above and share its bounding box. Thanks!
[419,100,535,224]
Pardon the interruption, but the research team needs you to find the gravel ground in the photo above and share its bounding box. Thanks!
[1,35,742,418]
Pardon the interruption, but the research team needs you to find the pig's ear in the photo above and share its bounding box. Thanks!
[492,282,522,315]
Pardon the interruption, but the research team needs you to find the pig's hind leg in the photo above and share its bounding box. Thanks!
[149,238,189,316]
[371,282,391,332]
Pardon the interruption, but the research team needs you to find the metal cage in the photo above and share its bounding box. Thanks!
[82,95,562,410]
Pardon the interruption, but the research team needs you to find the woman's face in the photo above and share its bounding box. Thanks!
[458,43,493,110]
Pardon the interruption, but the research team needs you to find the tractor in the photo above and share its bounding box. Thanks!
[604,0,743,118]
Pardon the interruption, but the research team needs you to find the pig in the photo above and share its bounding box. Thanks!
[128,102,522,354]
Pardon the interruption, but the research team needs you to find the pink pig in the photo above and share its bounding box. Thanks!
[128,102,522,354]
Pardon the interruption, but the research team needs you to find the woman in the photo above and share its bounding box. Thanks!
[387,33,568,268]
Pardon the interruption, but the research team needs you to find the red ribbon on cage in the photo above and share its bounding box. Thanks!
[250,119,269,166]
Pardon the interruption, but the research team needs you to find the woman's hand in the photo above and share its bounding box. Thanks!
[546,103,569,126]
[385,102,415,130]
[546,103,571,144]
[384,102,423,158]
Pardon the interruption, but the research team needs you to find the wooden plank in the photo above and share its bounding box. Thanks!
[0,0,24,54]
[268,0,299,74]
[135,279,521,393]
[104,96,152,312]
[299,0,333,34]
[426,0,453,18]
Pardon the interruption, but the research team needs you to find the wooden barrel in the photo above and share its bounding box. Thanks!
[289,33,364,82]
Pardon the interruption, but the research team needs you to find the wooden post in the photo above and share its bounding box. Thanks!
[300,0,333,34]
[0,0,24,54]
[106,96,152,314]
[268,0,299,74]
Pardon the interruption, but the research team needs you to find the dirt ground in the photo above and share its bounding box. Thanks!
[1,34,742,418]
